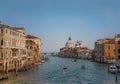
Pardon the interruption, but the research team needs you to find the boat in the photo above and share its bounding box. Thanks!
[71,59,77,62]
[116,65,120,72]
[108,65,117,74]
[74,59,77,62]
[41,60,45,63]
[0,76,8,81]
[63,67,68,71]
[81,65,85,70]
[37,62,42,65]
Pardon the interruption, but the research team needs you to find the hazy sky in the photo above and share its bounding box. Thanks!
[0,0,120,52]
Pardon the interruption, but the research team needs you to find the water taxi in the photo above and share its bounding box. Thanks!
[108,65,117,74]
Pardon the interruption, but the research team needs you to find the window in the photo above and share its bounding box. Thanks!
[0,52,3,58]
[6,30,7,34]
[114,49,115,52]
[108,45,110,50]
[1,29,3,33]
[30,46,33,49]
[10,31,11,35]
[25,46,28,49]
[118,56,120,59]
[12,60,13,64]
[118,49,120,54]
[1,39,3,45]
[118,41,120,44]
[9,61,11,64]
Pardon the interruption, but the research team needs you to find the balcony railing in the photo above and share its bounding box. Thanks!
[12,56,18,59]
[21,55,27,57]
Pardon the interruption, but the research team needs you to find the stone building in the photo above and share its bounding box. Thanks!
[26,40,35,66]
[26,35,41,63]
[115,34,120,60]
[104,39,116,63]
[59,37,92,59]
[0,24,26,72]
[94,35,120,63]
[94,39,110,62]
[65,36,74,48]
[59,37,74,57]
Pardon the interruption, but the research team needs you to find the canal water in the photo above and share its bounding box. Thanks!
[1,55,120,84]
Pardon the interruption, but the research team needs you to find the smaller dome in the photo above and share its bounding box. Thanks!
[75,41,82,48]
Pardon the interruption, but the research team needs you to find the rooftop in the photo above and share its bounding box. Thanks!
[26,34,40,39]
[105,39,115,44]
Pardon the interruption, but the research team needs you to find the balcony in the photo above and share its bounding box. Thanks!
[21,55,27,57]
[12,56,18,59]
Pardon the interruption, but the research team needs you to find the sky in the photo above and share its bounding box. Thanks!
[0,0,120,52]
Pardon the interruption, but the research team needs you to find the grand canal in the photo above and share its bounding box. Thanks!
[1,55,120,84]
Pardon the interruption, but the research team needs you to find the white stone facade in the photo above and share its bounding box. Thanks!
[0,24,26,71]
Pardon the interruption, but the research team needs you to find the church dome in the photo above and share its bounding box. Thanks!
[75,41,82,48]
[65,37,74,48]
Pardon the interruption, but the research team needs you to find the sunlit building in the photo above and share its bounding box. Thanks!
[59,37,74,57]
[0,24,26,72]
[115,34,120,60]
[26,40,35,66]
[94,39,110,62]
[104,39,116,63]
[26,35,41,63]
[94,35,120,63]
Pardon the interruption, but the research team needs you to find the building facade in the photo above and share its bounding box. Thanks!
[94,35,120,63]
[59,37,92,59]
[26,40,35,66]
[26,35,41,63]
[104,39,116,63]
[94,39,109,62]
[0,24,26,72]
[115,34,120,60]
[65,36,74,48]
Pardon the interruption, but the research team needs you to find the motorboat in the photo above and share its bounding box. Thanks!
[72,59,77,62]
[116,65,120,72]
[41,60,45,63]
[74,59,77,62]
[81,65,85,70]
[108,65,117,74]
[63,67,68,71]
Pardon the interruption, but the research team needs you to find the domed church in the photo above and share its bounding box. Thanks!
[65,36,74,48]
[75,40,82,48]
